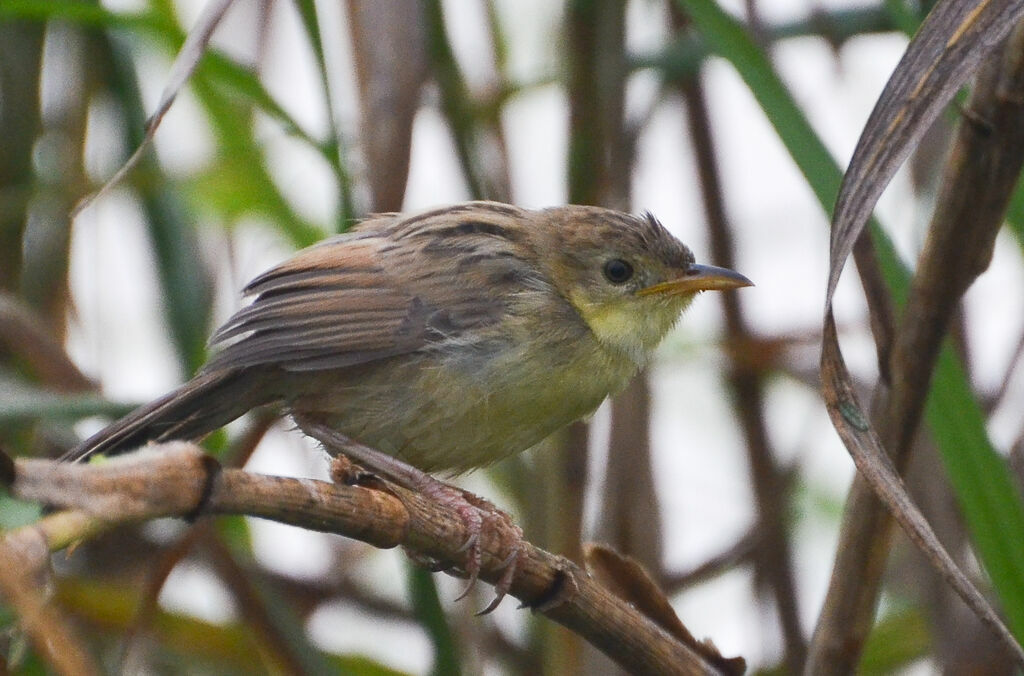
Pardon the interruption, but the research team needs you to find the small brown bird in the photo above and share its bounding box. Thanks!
[67,201,749,601]
[67,201,751,471]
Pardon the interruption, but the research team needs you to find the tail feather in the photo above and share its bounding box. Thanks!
[64,368,270,461]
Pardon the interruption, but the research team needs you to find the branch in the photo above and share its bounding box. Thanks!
[1,443,737,675]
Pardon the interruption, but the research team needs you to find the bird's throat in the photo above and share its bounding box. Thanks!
[568,291,688,368]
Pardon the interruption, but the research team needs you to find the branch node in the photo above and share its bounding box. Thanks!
[959,103,995,136]
[525,558,580,613]
[185,454,222,522]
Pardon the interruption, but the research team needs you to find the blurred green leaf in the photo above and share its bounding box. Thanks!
[859,606,931,674]
[0,0,173,33]
[407,565,461,676]
[883,0,925,35]
[333,655,414,676]
[0,387,134,424]
[0,496,43,530]
[186,66,326,248]
[1005,172,1024,249]
[0,1,317,149]
[928,346,1024,633]
[234,569,341,675]
[184,146,321,244]
[791,475,846,523]
[94,9,325,373]
[6,0,331,251]
[0,611,47,676]
[679,0,1024,636]
[146,0,327,249]
[289,0,355,228]
[58,578,410,675]
[200,51,325,150]
[677,0,843,216]
[640,6,899,81]
[94,35,213,371]
[142,188,215,372]
[216,514,255,557]
[58,578,275,672]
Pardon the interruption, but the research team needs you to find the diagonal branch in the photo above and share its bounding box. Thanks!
[2,443,737,675]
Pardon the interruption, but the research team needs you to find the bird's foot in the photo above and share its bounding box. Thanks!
[421,482,523,614]
[303,419,522,612]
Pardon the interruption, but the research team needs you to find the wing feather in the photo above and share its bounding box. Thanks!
[205,206,540,374]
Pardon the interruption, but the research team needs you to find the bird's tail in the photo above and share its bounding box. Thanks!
[64,367,273,462]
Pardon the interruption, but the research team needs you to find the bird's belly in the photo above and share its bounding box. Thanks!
[293,341,636,474]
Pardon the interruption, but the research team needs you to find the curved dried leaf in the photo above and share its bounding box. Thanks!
[825,0,1024,300]
[584,544,746,675]
[822,0,1024,664]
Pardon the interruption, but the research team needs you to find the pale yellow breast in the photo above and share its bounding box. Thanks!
[299,323,639,474]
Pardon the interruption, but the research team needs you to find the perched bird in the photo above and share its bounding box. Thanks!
[67,201,751,471]
[65,201,751,607]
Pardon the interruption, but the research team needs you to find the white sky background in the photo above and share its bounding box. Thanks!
[63,0,1024,672]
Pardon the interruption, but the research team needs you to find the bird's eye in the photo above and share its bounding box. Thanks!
[603,259,634,284]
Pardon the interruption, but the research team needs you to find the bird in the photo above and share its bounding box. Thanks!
[65,201,751,602]
[67,201,751,470]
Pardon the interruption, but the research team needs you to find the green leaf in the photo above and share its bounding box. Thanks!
[1005,171,1024,249]
[0,495,43,529]
[56,577,411,675]
[676,0,843,217]
[0,0,173,33]
[183,147,323,246]
[859,606,931,673]
[0,387,135,424]
[883,0,925,35]
[0,1,312,150]
[288,0,356,229]
[184,46,328,248]
[7,0,333,250]
[407,565,461,676]
[216,514,254,556]
[927,346,1024,633]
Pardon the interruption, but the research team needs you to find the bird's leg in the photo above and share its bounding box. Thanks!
[296,418,522,612]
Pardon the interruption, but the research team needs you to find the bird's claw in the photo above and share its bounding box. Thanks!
[476,547,521,616]
[454,531,481,602]
[422,482,523,612]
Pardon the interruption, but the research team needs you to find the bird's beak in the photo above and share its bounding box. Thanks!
[637,263,753,297]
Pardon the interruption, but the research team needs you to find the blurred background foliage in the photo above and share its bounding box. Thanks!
[2,0,1024,673]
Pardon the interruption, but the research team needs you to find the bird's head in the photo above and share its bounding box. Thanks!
[535,206,752,364]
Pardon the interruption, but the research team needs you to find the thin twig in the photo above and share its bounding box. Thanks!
[662,527,760,593]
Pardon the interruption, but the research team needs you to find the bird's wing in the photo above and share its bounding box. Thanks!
[206,215,538,373]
